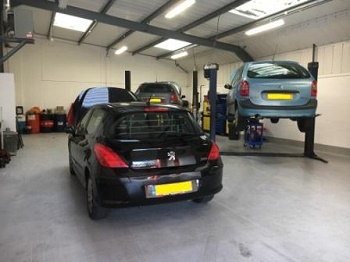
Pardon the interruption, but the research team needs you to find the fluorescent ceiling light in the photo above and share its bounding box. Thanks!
[54,13,92,32]
[115,46,128,55]
[165,0,196,19]
[155,39,191,51]
[245,19,285,35]
[229,0,309,20]
[171,51,188,60]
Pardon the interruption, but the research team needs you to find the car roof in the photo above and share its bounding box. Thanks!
[246,60,301,66]
[140,81,178,85]
[93,101,188,113]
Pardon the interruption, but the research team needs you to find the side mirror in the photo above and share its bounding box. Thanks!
[182,100,189,108]
[65,125,75,134]
[224,84,232,90]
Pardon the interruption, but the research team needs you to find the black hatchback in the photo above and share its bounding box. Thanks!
[67,102,223,219]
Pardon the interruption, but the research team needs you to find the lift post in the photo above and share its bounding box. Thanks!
[204,63,219,141]
[304,60,327,162]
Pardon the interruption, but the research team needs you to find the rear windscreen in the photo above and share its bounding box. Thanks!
[137,84,173,93]
[80,88,137,108]
[109,111,202,140]
[247,62,311,79]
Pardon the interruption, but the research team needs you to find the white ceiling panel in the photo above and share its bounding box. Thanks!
[83,23,128,47]
[49,26,84,42]
[185,12,251,38]
[117,32,162,53]
[106,0,166,22]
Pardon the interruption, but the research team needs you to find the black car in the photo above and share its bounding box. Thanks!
[67,87,138,126]
[67,102,223,219]
[135,81,189,107]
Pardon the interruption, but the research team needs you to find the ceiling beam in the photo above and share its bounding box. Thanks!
[211,0,333,40]
[106,0,181,52]
[47,0,58,40]
[12,0,253,62]
[132,0,251,55]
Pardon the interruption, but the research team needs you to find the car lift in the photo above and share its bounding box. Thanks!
[204,63,220,142]
[204,61,328,164]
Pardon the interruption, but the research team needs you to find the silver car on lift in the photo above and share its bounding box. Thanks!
[225,60,318,139]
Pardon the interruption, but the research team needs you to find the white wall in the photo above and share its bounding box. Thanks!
[0,73,16,132]
[5,36,350,149]
[192,40,350,149]
[5,36,189,113]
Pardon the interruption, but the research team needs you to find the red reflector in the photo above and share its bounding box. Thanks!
[170,93,179,103]
[208,141,220,161]
[239,80,249,96]
[311,80,317,97]
[94,143,128,168]
[145,107,168,112]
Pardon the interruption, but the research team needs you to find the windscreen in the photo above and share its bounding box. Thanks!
[137,84,173,93]
[247,62,311,79]
[109,111,202,140]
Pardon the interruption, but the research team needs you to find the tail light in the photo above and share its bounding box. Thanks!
[239,80,249,96]
[170,93,179,103]
[145,107,168,112]
[311,80,317,97]
[94,143,128,168]
[208,141,220,161]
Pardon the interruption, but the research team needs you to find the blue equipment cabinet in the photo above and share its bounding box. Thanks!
[244,120,263,148]
[215,94,227,135]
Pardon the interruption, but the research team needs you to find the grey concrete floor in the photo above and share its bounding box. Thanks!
[0,133,350,262]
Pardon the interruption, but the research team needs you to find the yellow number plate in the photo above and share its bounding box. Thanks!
[150,98,162,103]
[146,181,196,198]
[267,93,293,100]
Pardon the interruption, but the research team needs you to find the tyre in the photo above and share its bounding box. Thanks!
[193,195,214,203]
[297,118,314,133]
[230,108,245,140]
[228,122,239,140]
[270,118,279,124]
[86,176,108,220]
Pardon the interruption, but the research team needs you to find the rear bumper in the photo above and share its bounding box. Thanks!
[95,165,223,207]
[238,99,317,118]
